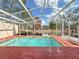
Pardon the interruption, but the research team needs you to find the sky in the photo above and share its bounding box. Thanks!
[26,0,79,25]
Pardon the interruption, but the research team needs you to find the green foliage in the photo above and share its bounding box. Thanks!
[21,0,26,4]
[21,0,31,19]
[49,22,56,30]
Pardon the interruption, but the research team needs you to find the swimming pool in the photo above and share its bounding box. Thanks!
[0,37,62,47]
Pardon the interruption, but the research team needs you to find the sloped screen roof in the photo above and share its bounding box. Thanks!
[0,0,33,24]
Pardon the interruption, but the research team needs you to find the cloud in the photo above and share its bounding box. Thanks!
[34,0,59,8]
[46,12,56,18]
[42,20,46,26]
[34,0,45,7]
[34,0,59,19]
[49,0,58,7]
[34,0,67,22]
[64,0,71,3]
[46,7,63,18]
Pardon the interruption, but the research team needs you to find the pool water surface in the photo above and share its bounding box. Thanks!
[0,37,62,47]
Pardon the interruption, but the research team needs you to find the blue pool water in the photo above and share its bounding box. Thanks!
[0,37,62,47]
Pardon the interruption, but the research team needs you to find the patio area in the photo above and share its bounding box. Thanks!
[0,47,79,59]
[0,0,79,59]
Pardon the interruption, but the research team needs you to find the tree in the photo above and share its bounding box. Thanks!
[21,0,31,19]
[49,22,56,30]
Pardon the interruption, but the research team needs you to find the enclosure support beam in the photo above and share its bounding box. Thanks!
[68,19,71,37]
[56,19,58,35]
[27,24,28,36]
[23,24,25,32]
[18,23,21,35]
[13,24,16,35]
[18,23,20,35]
[34,23,35,36]
[0,17,19,24]
[49,20,51,35]
[0,10,27,24]
[78,19,79,38]
[19,0,36,36]
[49,0,75,22]
[62,19,64,37]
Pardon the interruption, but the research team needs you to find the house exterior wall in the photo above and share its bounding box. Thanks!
[34,17,41,30]
[0,21,18,38]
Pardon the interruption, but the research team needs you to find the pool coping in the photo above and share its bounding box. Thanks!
[0,35,79,47]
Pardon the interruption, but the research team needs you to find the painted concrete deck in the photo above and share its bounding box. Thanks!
[54,36,79,47]
[0,47,79,59]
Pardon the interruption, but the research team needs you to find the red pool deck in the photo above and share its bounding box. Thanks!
[0,47,79,59]
[54,36,79,47]
[0,35,25,42]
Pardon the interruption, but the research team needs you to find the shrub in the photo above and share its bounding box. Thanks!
[28,32,32,35]
[21,31,27,35]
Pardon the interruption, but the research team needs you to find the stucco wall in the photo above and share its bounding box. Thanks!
[0,21,18,38]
